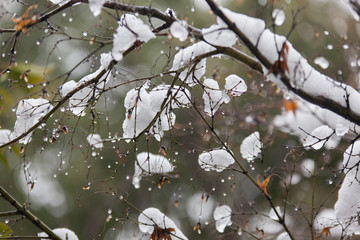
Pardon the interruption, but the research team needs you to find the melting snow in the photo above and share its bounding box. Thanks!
[11,98,53,144]
[240,131,262,161]
[138,207,188,240]
[60,53,113,116]
[224,74,247,97]
[112,14,155,61]
[202,78,228,116]
[123,85,191,141]
[314,56,329,69]
[272,9,285,26]
[89,0,105,16]
[213,205,232,233]
[0,129,11,145]
[198,148,234,172]
[303,125,334,150]
[132,152,174,189]
[170,41,215,86]
[170,21,188,42]
[86,134,103,149]
[334,141,360,235]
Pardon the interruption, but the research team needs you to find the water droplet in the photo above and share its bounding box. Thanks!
[92,152,96,157]
[82,32,88,36]
[62,12,67,17]
[191,7,195,12]
[36,41,41,46]
[69,17,73,22]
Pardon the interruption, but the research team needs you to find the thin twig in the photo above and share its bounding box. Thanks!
[0,186,61,240]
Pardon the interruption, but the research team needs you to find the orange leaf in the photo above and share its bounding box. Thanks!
[321,227,331,239]
[257,175,272,196]
[284,100,297,115]
[11,4,39,33]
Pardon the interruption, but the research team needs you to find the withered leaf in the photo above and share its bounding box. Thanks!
[257,175,272,196]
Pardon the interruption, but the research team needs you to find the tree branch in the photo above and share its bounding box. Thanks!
[204,0,360,127]
[0,186,61,240]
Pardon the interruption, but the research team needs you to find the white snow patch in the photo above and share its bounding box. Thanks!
[314,56,329,69]
[224,74,247,97]
[202,78,228,116]
[314,208,342,237]
[170,41,215,86]
[132,152,174,189]
[138,207,188,240]
[38,228,78,240]
[198,148,234,172]
[11,98,53,144]
[213,205,232,233]
[300,158,315,178]
[202,17,237,47]
[0,129,11,145]
[334,141,360,236]
[112,14,155,61]
[123,85,191,142]
[89,0,105,16]
[186,193,216,223]
[86,134,103,149]
[240,131,263,161]
[272,9,285,26]
[170,21,188,42]
[303,125,334,150]
[60,53,112,116]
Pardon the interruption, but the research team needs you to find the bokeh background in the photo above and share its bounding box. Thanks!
[1,0,360,239]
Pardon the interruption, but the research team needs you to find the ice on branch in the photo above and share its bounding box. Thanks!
[0,129,11,145]
[89,0,104,17]
[221,7,360,120]
[224,74,247,97]
[170,41,215,86]
[38,228,78,240]
[333,141,360,236]
[303,125,334,150]
[213,205,232,233]
[198,148,234,172]
[132,152,174,189]
[60,53,113,116]
[202,78,229,116]
[112,14,155,61]
[86,134,103,149]
[138,207,188,240]
[123,85,191,142]
[170,21,188,42]
[11,98,53,144]
[240,131,262,161]
[202,17,237,47]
